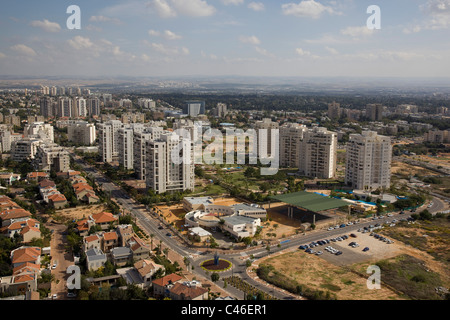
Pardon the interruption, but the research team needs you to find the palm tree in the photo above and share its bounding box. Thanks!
[183,257,190,271]
[150,234,154,250]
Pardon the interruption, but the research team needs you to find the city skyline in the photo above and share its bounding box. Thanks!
[1,0,450,79]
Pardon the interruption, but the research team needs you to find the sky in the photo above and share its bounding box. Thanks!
[1,0,450,79]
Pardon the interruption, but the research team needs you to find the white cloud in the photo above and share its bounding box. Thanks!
[67,36,94,50]
[89,15,123,25]
[148,29,182,40]
[149,42,189,55]
[149,0,216,18]
[239,35,261,45]
[248,2,265,11]
[282,0,337,19]
[171,0,216,17]
[255,46,275,58]
[148,29,161,37]
[10,44,37,57]
[295,48,311,56]
[164,30,182,40]
[29,19,61,33]
[340,26,375,38]
[149,0,177,18]
[221,0,244,5]
[325,46,339,55]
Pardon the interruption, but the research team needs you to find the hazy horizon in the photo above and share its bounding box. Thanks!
[1,1,450,79]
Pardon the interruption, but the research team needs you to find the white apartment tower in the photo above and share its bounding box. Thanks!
[279,123,306,168]
[345,131,392,191]
[145,132,195,194]
[298,127,337,179]
[117,124,145,170]
[133,127,164,180]
[97,120,123,163]
[255,118,279,158]
[58,97,72,118]
[67,121,97,145]
[24,122,54,143]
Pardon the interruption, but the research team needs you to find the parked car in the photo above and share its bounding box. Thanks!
[350,233,357,238]
[363,247,370,252]
[340,224,346,228]
[315,251,323,255]
[328,227,334,231]
[335,251,343,256]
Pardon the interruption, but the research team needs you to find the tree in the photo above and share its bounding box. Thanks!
[419,210,433,221]
[211,272,220,282]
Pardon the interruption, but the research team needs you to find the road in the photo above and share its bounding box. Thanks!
[69,151,448,300]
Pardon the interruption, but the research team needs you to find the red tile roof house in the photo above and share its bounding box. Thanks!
[82,234,102,252]
[27,172,49,182]
[0,218,40,241]
[10,246,41,269]
[75,219,94,237]
[48,193,68,209]
[0,208,32,228]
[102,231,119,253]
[89,212,118,230]
[152,273,183,298]
[169,281,208,301]
[38,179,56,188]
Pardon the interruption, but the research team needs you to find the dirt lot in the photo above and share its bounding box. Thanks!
[53,204,110,222]
[255,248,402,300]
[391,161,440,176]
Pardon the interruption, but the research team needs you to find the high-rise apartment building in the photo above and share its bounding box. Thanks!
[366,104,384,121]
[40,97,53,118]
[345,131,392,191]
[67,121,97,145]
[145,132,195,194]
[327,101,341,119]
[133,127,164,180]
[298,127,337,179]
[255,118,279,158]
[24,122,54,143]
[279,123,306,168]
[88,98,101,117]
[33,143,70,172]
[97,120,123,163]
[58,97,72,118]
[183,101,205,117]
[74,97,87,118]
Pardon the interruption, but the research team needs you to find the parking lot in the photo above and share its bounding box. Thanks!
[299,228,404,266]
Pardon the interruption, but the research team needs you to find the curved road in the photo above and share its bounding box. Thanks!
[70,151,448,300]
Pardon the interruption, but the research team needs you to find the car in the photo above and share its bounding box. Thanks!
[342,235,348,240]
[334,225,340,229]
[337,237,343,241]
[299,245,307,250]
[363,247,370,252]
[158,226,164,230]
[387,213,393,217]
[328,227,334,231]
[308,250,315,254]
[340,224,346,228]
[335,251,343,256]
[166,233,171,237]
[350,233,357,238]
[315,251,323,255]
[52,294,57,300]
[349,242,356,246]
[52,261,57,269]
[305,248,312,253]
[347,222,353,226]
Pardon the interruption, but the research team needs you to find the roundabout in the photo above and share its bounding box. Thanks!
[200,256,233,272]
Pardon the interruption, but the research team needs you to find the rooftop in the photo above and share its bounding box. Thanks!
[271,191,349,212]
